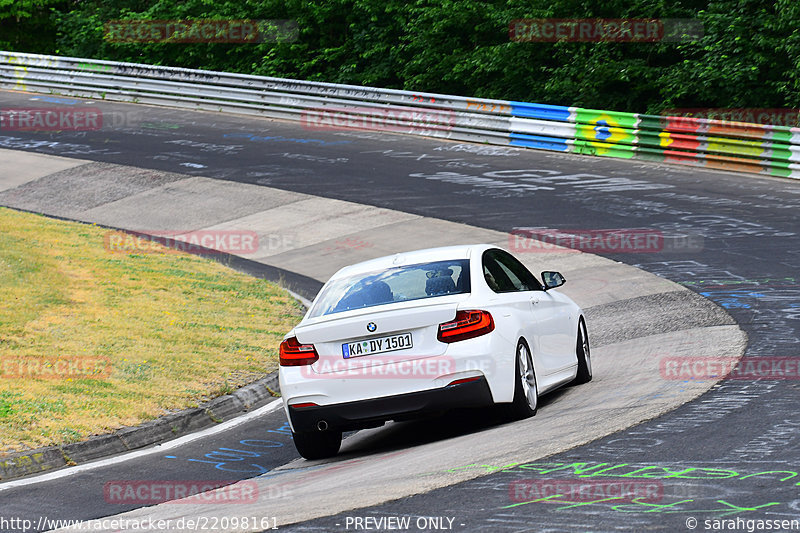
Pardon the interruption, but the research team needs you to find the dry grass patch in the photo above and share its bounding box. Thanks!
[0,207,304,452]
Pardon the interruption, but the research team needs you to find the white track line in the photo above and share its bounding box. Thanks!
[0,399,284,492]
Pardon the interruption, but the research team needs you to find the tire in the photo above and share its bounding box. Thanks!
[573,318,592,384]
[292,429,342,460]
[510,340,538,418]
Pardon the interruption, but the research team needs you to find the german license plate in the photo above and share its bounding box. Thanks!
[342,333,413,359]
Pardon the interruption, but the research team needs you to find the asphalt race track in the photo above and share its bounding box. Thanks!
[0,90,798,532]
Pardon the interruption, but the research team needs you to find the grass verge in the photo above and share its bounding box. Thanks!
[0,207,303,452]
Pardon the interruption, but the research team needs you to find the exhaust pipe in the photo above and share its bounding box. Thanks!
[317,420,329,431]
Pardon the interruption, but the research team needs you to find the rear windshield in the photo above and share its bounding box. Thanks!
[308,259,470,318]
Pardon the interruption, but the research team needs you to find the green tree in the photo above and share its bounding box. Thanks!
[0,0,68,52]
[3,0,797,114]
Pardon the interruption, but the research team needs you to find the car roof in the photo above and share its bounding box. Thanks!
[329,243,498,280]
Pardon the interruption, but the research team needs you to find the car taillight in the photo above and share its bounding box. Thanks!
[289,402,319,409]
[447,376,482,386]
[279,336,319,366]
[437,310,494,343]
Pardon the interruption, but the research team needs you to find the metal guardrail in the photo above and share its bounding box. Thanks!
[2,51,798,179]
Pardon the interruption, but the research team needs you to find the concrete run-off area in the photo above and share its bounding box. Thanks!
[0,150,745,529]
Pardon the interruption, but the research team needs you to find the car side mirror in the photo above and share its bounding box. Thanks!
[541,271,566,290]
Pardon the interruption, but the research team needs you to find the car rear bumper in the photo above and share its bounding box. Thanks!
[287,376,494,433]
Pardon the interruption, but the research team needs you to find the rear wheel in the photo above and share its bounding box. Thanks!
[510,340,538,418]
[573,318,592,384]
[292,429,342,460]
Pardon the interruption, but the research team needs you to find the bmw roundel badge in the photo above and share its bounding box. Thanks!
[366,322,377,332]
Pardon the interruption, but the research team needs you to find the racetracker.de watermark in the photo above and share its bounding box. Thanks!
[302,355,493,380]
[103,480,260,504]
[1,108,147,131]
[0,108,102,131]
[509,228,704,254]
[301,106,455,134]
[509,479,663,503]
[103,230,265,256]
[104,19,297,43]
[509,18,703,42]
[660,356,800,381]
[662,108,800,127]
[0,356,111,379]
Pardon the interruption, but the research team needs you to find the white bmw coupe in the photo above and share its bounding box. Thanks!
[279,244,591,459]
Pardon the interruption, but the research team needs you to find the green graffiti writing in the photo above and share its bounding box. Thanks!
[739,470,798,482]
[503,494,780,517]
[77,63,114,72]
[437,461,796,483]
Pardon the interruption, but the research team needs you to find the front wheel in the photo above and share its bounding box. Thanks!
[573,318,592,384]
[510,340,538,418]
[292,429,342,460]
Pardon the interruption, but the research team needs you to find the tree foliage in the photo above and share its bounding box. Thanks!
[0,0,69,52]
[2,0,798,113]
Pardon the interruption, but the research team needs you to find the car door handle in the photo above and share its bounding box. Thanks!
[530,296,540,305]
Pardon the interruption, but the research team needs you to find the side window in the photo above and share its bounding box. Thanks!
[482,250,542,293]
[482,252,516,292]
[496,250,543,291]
